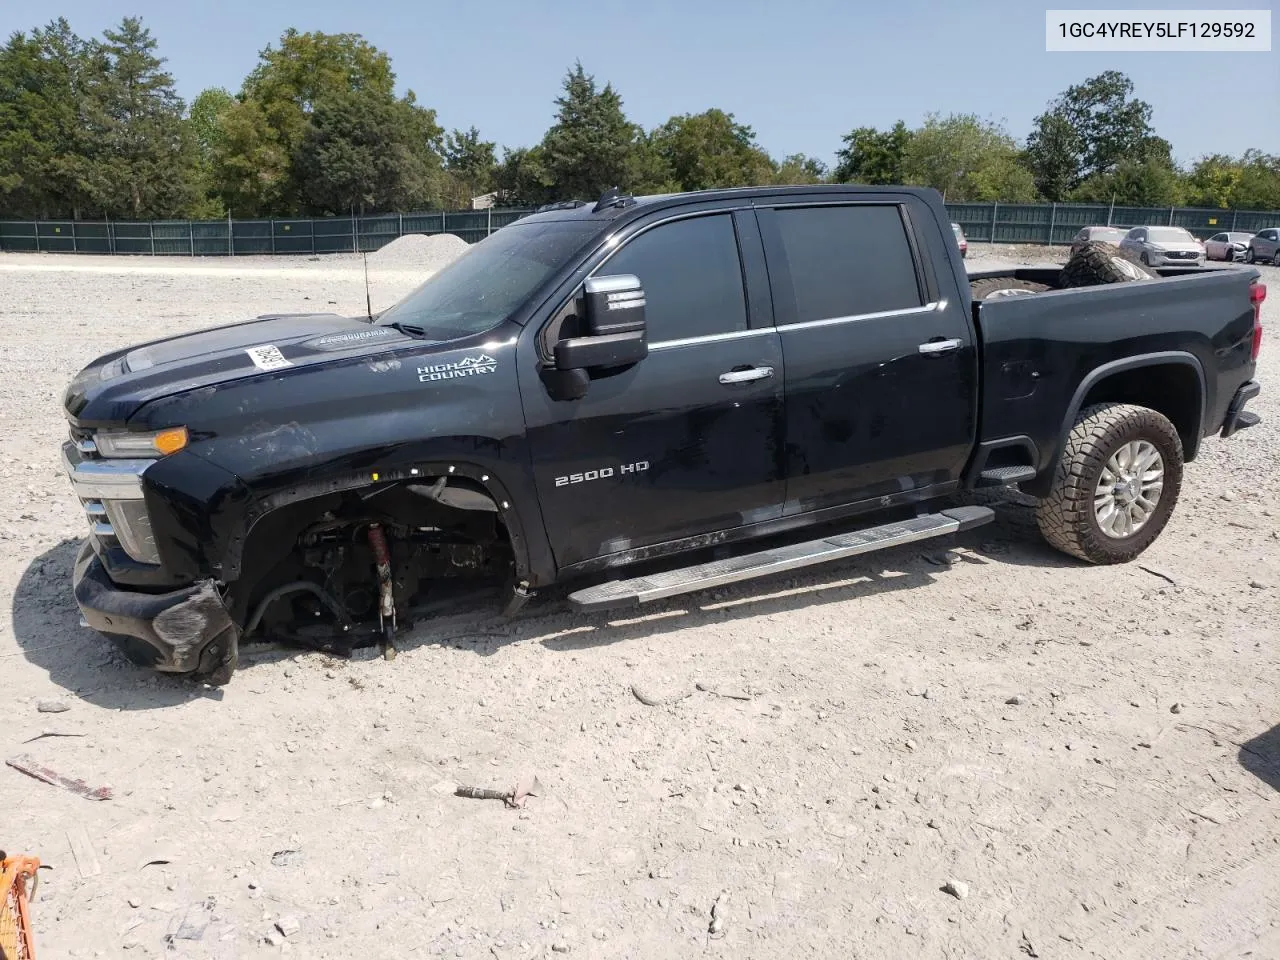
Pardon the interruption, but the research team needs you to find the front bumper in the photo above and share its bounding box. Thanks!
[1154,253,1205,266]
[1221,380,1261,438]
[73,541,238,676]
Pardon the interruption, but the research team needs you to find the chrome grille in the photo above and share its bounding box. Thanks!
[62,436,160,564]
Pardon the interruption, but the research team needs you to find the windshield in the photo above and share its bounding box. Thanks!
[1148,227,1195,243]
[376,220,600,340]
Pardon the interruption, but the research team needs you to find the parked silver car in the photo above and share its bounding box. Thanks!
[1118,226,1205,267]
[1069,225,1127,256]
[1204,232,1254,262]
[1245,228,1280,264]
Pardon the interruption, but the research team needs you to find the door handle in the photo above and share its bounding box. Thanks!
[918,338,963,356]
[719,365,774,385]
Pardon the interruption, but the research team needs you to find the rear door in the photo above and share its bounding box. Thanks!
[520,208,786,570]
[756,198,977,513]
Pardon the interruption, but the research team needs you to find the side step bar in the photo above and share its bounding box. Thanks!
[977,465,1036,487]
[568,505,994,614]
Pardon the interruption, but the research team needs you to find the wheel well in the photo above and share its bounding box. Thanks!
[1078,363,1202,460]
[226,474,513,625]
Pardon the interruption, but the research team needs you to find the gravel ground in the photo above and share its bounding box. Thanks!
[1,249,1278,959]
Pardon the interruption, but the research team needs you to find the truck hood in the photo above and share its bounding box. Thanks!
[64,313,417,426]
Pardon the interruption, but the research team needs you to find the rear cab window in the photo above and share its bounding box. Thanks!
[767,204,925,323]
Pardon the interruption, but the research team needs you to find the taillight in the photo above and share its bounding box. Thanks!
[1250,282,1266,360]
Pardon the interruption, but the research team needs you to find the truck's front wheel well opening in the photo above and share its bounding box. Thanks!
[228,477,514,643]
[1079,364,1202,460]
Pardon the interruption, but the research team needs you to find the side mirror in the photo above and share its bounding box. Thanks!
[553,274,648,372]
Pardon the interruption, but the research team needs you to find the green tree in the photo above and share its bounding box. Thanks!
[1023,111,1081,201]
[493,145,555,207]
[295,87,442,214]
[626,130,679,194]
[0,19,99,217]
[1072,156,1180,206]
[832,121,910,184]
[186,86,234,217]
[773,153,828,185]
[232,29,414,212]
[1233,150,1280,210]
[1182,150,1280,210]
[441,126,497,206]
[189,87,233,164]
[650,109,774,190]
[1184,154,1243,209]
[540,62,638,200]
[208,98,290,216]
[87,17,196,218]
[902,113,1034,202]
[1026,71,1158,198]
[242,29,395,150]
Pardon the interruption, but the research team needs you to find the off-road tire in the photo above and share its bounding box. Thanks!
[969,277,1052,300]
[1059,240,1155,288]
[1036,403,1184,564]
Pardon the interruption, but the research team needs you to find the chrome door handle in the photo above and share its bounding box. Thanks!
[918,338,962,356]
[719,365,774,385]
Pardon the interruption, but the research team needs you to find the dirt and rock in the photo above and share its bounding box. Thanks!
[1,247,1278,959]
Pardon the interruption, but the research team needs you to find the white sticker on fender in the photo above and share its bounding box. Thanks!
[246,344,292,370]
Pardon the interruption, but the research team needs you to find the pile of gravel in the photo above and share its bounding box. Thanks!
[369,233,470,270]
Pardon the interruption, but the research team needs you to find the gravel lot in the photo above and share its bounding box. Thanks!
[2,248,1278,959]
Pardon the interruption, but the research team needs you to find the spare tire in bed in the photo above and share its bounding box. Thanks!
[1058,240,1155,288]
[969,277,1053,300]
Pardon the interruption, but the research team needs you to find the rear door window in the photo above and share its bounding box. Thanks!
[771,205,924,323]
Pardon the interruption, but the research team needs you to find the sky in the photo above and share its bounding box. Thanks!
[4,0,1278,168]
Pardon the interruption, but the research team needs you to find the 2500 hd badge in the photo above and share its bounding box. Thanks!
[554,461,650,487]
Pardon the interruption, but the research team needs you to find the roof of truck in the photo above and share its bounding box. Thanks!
[517,184,944,224]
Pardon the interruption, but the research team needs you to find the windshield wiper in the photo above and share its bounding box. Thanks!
[383,321,428,338]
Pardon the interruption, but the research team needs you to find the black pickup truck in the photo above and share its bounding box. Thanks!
[60,185,1266,683]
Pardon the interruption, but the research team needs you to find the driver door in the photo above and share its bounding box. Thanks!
[518,210,786,571]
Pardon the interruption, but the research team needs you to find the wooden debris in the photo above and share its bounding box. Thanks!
[6,754,112,801]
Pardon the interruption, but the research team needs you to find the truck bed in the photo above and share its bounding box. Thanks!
[968,264,1261,493]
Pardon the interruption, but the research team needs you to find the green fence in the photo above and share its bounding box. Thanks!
[0,208,534,255]
[944,202,1280,245]
[3,201,1278,255]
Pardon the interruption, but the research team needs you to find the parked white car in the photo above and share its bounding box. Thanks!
[1204,232,1254,262]
[1118,226,1205,267]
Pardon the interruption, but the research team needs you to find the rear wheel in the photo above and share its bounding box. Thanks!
[1245,248,1256,264]
[1036,403,1183,564]
[969,277,1052,300]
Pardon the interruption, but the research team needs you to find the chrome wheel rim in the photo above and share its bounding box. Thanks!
[1095,440,1164,539]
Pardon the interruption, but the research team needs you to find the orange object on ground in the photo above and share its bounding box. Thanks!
[0,852,39,960]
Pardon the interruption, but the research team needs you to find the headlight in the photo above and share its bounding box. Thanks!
[94,426,188,458]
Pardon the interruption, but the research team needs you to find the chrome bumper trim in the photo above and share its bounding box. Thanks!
[61,443,154,501]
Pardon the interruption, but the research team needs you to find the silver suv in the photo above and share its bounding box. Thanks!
[1118,226,1205,267]
[1245,228,1280,264]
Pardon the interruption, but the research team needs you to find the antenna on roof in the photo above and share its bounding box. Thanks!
[592,186,634,213]
[362,250,373,322]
